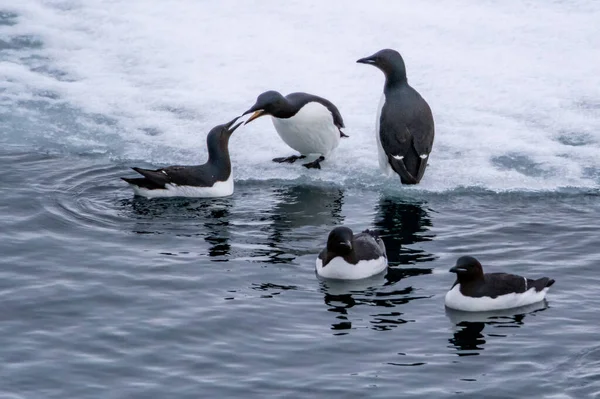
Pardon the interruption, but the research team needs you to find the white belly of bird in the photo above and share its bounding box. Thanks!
[315,256,387,280]
[129,174,234,198]
[444,284,550,312]
[271,102,341,156]
[375,93,395,177]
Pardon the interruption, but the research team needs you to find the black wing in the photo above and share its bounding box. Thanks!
[353,230,386,261]
[287,92,346,136]
[121,177,163,189]
[379,86,434,183]
[127,165,215,188]
[478,273,528,298]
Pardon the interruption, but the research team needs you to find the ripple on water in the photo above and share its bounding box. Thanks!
[2,147,600,398]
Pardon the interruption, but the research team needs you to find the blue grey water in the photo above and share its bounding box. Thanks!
[2,2,600,398]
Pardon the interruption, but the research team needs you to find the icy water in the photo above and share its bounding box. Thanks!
[1,1,600,398]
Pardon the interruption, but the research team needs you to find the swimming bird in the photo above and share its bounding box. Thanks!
[316,226,387,280]
[445,256,555,312]
[357,49,435,184]
[121,117,243,198]
[243,91,347,169]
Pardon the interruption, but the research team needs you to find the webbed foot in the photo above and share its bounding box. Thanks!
[302,156,325,170]
[273,155,306,164]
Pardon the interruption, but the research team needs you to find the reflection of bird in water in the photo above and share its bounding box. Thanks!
[449,322,486,355]
[122,196,233,258]
[271,185,344,234]
[202,205,232,258]
[374,198,435,266]
[319,273,432,335]
[446,301,548,355]
[255,185,344,264]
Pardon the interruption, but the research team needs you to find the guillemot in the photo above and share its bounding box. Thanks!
[316,226,387,280]
[243,90,347,169]
[121,117,243,198]
[357,49,435,184]
[445,256,555,312]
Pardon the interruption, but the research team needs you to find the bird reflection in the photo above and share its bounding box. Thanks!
[250,282,298,299]
[374,198,435,266]
[121,196,233,258]
[270,185,344,240]
[253,185,344,264]
[374,198,435,286]
[446,301,548,356]
[449,322,486,355]
[319,273,432,335]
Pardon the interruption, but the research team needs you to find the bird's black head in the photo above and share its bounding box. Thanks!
[449,256,485,281]
[243,91,289,124]
[206,116,243,159]
[326,226,354,256]
[357,49,407,84]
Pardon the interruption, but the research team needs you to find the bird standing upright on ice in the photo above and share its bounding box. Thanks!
[357,49,435,184]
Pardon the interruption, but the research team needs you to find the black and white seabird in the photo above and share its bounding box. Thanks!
[121,117,243,198]
[445,256,555,312]
[316,226,387,280]
[357,49,435,184]
[243,91,347,169]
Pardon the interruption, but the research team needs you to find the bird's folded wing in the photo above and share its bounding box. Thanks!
[133,166,211,187]
[483,273,528,296]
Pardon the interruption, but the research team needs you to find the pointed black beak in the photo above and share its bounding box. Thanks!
[229,121,243,133]
[449,266,467,274]
[357,55,376,65]
[225,116,243,133]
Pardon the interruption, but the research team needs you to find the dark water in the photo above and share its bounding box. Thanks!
[2,146,600,398]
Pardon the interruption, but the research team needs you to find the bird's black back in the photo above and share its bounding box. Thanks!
[285,92,345,129]
[318,229,386,267]
[457,273,554,299]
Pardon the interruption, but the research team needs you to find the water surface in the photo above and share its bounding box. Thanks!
[1,1,600,398]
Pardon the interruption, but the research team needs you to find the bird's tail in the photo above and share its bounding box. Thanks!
[529,277,555,291]
[415,154,429,183]
[361,229,381,238]
[387,155,418,185]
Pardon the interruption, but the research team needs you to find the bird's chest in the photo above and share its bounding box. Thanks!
[375,93,394,175]
[271,103,339,154]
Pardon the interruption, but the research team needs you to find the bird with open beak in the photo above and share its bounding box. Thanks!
[242,90,347,169]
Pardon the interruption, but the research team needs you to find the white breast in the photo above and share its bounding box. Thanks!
[128,174,234,198]
[375,93,395,176]
[315,256,387,280]
[444,284,550,312]
[271,102,341,156]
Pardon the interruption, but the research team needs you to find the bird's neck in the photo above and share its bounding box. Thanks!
[271,101,296,119]
[208,138,231,166]
[384,68,408,89]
